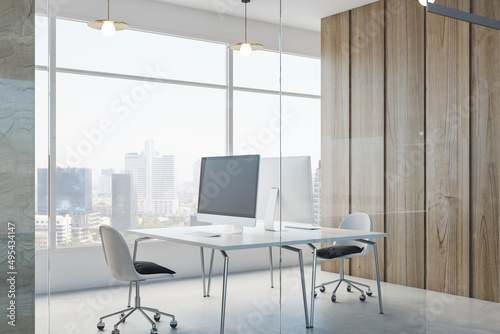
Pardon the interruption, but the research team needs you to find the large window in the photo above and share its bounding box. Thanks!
[234,51,320,95]
[35,17,320,248]
[56,19,226,85]
[233,50,321,221]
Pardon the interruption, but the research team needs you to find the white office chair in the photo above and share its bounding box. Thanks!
[315,212,377,303]
[97,225,178,334]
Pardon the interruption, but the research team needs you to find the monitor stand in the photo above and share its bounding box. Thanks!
[264,188,284,232]
[223,225,244,235]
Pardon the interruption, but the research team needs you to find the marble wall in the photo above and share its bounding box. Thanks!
[0,0,35,333]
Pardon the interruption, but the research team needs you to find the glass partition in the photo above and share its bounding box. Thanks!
[35,0,285,333]
[279,0,500,332]
[426,0,500,307]
[33,1,500,333]
[34,1,49,334]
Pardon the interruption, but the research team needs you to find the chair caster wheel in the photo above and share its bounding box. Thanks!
[346,285,352,292]
[120,312,126,322]
[170,320,178,328]
[97,322,105,330]
[367,289,373,296]
[319,286,326,293]
[150,327,158,334]
[154,313,161,321]
[331,293,336,302]
[112,329,120,334]
[359,294,366,301]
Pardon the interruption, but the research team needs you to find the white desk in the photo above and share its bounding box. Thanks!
[129,224,387,333]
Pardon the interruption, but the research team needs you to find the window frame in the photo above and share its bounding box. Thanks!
[36,16,320,251]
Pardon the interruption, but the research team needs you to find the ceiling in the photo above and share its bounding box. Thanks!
[152,0,379,32]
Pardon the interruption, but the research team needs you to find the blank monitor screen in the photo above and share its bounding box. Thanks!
[197,155,260,227]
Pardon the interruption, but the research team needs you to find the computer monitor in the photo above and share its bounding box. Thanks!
[256,156,315,230]
[197,154,260,233]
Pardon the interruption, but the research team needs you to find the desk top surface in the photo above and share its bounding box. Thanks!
[128,224,387,251]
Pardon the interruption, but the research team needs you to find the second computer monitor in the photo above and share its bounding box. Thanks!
[256,156,315,225]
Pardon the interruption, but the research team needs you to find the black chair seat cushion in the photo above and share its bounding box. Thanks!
[317,245,364,259]
[134,261,175,275]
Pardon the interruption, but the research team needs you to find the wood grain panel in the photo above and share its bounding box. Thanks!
[384,0,426,288]
[349,0,386,281]
[320,13,351,274]
[470,0,500,303]
[426,0,470,297]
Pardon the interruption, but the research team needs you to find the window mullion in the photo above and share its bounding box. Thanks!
[227,48,234,156]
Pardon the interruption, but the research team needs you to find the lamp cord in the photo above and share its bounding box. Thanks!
[244,2,247,43]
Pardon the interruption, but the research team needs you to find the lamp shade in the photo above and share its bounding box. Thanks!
[87,20,130,32]
[228,42,264,52]
[228,0,263,56]
[88,0,129,37]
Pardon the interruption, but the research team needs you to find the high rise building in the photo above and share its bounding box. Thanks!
[98,168,115,198]
[35,215,72,247]
[193,159,201,194]
[124,141,179,215]
[37,167,92,215]
[112,173,137,231]
[71,212,101,244]
[37,169,49,215]
[192,159,201,206]
[313,160,321,225]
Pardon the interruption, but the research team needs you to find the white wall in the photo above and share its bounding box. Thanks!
[35,240,313,294]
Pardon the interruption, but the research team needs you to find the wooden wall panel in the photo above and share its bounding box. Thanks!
[320,13,351,274]
[321,0,500,303]
[470,0,500,302]
[349,0,386,280]
[385,0,426,289]
[426,0,470,297]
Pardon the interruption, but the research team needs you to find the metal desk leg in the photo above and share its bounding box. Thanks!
[200,247,207,297]
[308,244,317,328]
[356,239,384,314]
[373,242,383,314]
[220,250,229,334]
[208,248,215,297]
[283,246,310,328]
[269,247,274,288]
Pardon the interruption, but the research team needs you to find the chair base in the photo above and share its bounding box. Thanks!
[316,277,372,302]
[97,281,177,334]
[315,259,372,302]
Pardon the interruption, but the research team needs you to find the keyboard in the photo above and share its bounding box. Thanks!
[283,222,321,230]
[186,231,222,238]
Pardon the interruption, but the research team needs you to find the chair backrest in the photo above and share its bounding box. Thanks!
[100,225,143,282]
[334,212,373,257]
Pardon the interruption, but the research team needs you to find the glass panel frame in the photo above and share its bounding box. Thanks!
[34,0,319,332]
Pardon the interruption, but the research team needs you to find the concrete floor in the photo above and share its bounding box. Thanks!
[35,265,500,334]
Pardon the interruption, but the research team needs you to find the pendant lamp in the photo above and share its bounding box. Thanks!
[228,0,263,56]
[88,0,129,37]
